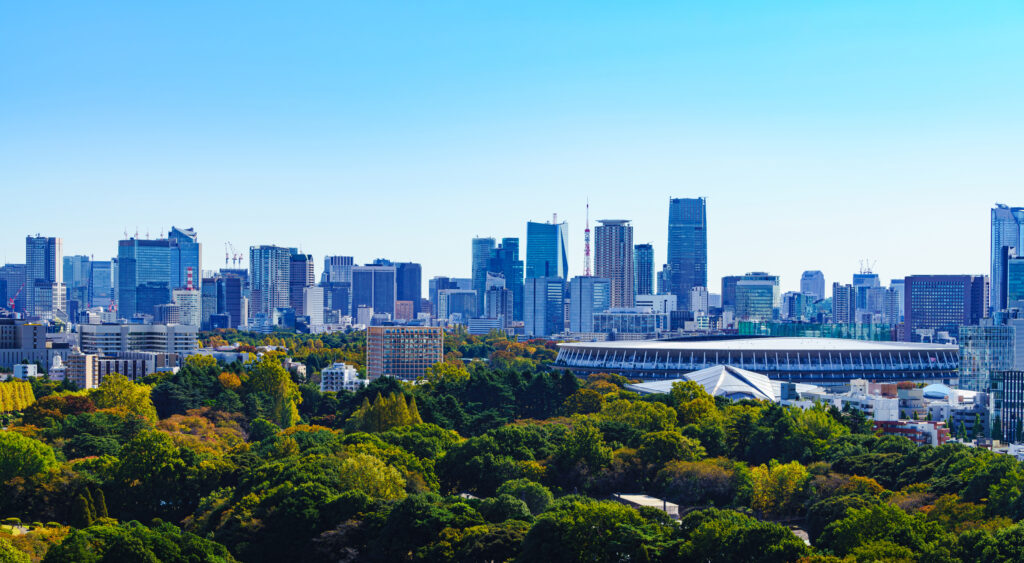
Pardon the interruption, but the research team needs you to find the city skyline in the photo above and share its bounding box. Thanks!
[3,3,1019,293]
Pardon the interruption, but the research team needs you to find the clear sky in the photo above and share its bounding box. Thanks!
[3,2,1023,295]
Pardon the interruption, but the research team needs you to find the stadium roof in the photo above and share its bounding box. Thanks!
[624,365,824,402]
[559,337,955,352]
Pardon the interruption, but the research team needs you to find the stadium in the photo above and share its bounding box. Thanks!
[554,337,959,387]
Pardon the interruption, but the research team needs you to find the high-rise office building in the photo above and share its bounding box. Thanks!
[594,220,634,308]
[396,262,422,315]
[959,325,1015,392]
[471,237,496,314]
[832,283,857,324]
[903,275,987,341]
[222,274,245,328]
[690,286,709,315]
[25,235,64,318]
[568,276,611,333]
[303,286,325,325]
[63,255,91,306]
[721,275,741,311]
[168,227,201,291]
[0,264,26,313]
[992,204,1024,312]
[89,260,113,308]
[526,220,568,280]
[734,273,779,321]
[800,270,826,301]
[634,244,654,297]
[117,238,173,319]
[667,197,707,310]
[352,265,397,317]
[437,289,477,321]
[201,276,220,329]
[657,264,671,295]
[249,245,292,317]
[489,239,524,321]
[323,256,354,284]
[172,287,202,327]
[1006,253,1024,309]
[524,277,565,337]
[289,254,315,314]
[429,277,472,317]
[484,273,514,322]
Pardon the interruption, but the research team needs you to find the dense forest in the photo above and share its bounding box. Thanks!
[2,330,1024,561]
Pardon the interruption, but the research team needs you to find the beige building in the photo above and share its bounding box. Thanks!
[367,326,443,380]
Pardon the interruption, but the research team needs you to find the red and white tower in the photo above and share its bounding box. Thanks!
[583,200,592,276]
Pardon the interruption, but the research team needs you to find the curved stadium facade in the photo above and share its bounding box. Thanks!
[554,337,959,386]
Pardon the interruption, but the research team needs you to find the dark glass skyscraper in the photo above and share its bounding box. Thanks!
[634,244,654,296]
[118,238,173,318]
[526,220,568,280]
[992,204,1024,312]
[168,226,201,291]
[396,262,423,315]
[489,238,524,321]
[667,197,707,310]
[471,237,495,315]
[352,265,397,316]
[903,275,987,341]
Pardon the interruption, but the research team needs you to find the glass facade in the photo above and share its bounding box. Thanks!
[490,238,524,321]
[118,239,173,318]
[903,275,987,341]
[249,245,292,317]
[800,270,825,301]
[991,205,1024,312]
[568,276,611,332]
[526,221,568,280]
[168,227,201,291]
[524,277,564,337]
[634,244,654,297]
[737,321,896,340]
[352,266,397,316]
[592,309,667,334]
[1007,257,1024,306]
[958,325,1014,392]
[396,262,422,315]
[471,237,495,314]
[667,197,707,310]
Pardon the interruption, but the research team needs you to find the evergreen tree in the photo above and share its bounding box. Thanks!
[71,494,93,528]
[992,415,1004,442]
[93,488,109,519]
[957,421,968,441]
[973,413,984,439]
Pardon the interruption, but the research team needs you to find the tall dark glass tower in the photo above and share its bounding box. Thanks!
[526,220,568,280]
[471,237,496,316]
[489,238,524,321]
[667,197,707,310]
[633,243,654,296]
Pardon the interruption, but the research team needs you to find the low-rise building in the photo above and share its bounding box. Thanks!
[77,323,198,356]
[320,362,368,393]
[66,350,178,389]
[12,363,39,379]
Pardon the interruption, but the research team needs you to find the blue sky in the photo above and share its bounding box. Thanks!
[2,2,1023,293]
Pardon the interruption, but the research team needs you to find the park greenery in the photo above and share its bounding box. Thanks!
[1,329,1024,560]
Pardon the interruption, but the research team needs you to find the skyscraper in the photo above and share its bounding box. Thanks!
[289,253,315,314]
[489,238,524,321]
[667,197,707,310]
[352,265,397,317]
[568,276,611,333]
[524,277,565,338]
[992,204,1024,312]
[832,283,857,324]
[734,273,779,321]
[323,256,354,284]
[25,235,63,318]
[800,270,826,301]
[168,226,201,290]
[471,237,496,314]
[89,260,113,308]
[249,245,292,317]
[117,238,173,319]
[634,244,654,296]
[903,275,988,341]
[721,275,741,311]
[526,220,568,280]
[594,220,634,308]
[396,262,423,315]
[63,255,91,306]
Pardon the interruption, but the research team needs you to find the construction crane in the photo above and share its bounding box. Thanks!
[226,242,243,267]
[7,281,24,310]
[859,259,877,275]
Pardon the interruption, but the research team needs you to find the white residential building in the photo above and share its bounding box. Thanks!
[320,362,369,393]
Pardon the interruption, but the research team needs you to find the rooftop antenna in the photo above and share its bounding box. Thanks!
[553,212,557,224]
[584,199,591,276]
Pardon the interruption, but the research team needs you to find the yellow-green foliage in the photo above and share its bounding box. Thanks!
[345,392,423,433]
[0,381,36,412]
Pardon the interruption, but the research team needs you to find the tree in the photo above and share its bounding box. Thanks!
[0,537,29,563]
[496,479,553,515]
[563,389,604,415]
[974,414,984,439]
[638,430,705,468]
[248,356,302,428]
[88,373,158,422]
[0,432,58,483]
[673,508,810,562]
[748,460,810,517]
[993,415,1004,442]
[817,503,955,559]
[345,392,423,433]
